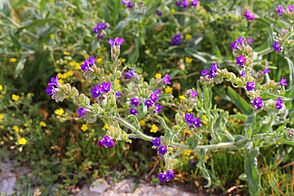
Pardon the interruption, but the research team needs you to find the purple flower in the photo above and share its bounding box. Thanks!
[253,97,263,109]
[240,70,246,77]
[276,97,283,110]
[130,97,140,107]
[165,170,175,181]
[100,82,111,93]
[125,68,135,79]
[201,69,209,76]
[98,135,115,148]
[129,108,138,115]
[209,63,218,78]
[263,68,270,74]
[46,85,57,96]
[185,113,195,125]
[152,137,161,147]
[80,61,91,71]
[77,107,88,118]
[91,84,101,98]
[154,104,163,113]
[236,55,246,67]
[277,5,284,15]
[238,36,245,45]
[150,93,158,103]
[230,40,239,50]
[272,41,281,52]
[244,9,255,21]
[158,145,167,155]
[127,1,133,8]
[48,75,59,86]
[247,37,253,44]
[175,0,189,8]
[163,74,171,85]
[190,89,198,97]
[246,81,255,91]
[191,0,199,7]
[93,22,107,33]
[115,91,122,98]
[170,33,182,46]
[286,5,294,13]
[108,37,124,46]
[155,89,162,95]
[156,10,162,16]
[144,100,153,108]
[193,117,201,128]
[280,77,288,86]
[158,173,166,183]
[87,56,96,65]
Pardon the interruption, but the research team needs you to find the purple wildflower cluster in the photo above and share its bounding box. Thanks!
[230,36,247,50]
[77,107,88,118]
[144,91,163,113]
[121,0,133,9]
[272,41,281,52]
[244,9,255,21]
[152,137,167,155]
[46,75,59,96]
[175,0,198,8]
[81,56,96,72]
[201,63,218,78]
[236,55,246,67]
[253,97,263,109]
[91,82,111,98]
[246,81,255,91]
[129,97,140,115]
[107,37,124,46]
[277,5,294,15]
[287,5,294,13]
[124,68,136,79]
[276,97,283,110]
[98,135,115,148]
[185,113,201,128]
[170,33,182,46]
[158,170,175,183]
[93,22,108,39]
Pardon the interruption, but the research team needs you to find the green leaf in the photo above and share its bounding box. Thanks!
[187,134,198,149]
[227,86,252,115]
[245,145,260,196]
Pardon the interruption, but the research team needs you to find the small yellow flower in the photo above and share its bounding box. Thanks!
[171,8,176,14]
[54,108,64,116]
[185,34,192,41]
[150,124,159,133]
[185,57,193,64]
[187,108,193,112]
[39,121,47,127]
[179,95,186,100]
[183,129,191,136]
[81,124,88,132]
[121,58,126,63]
[9,58,17,63]
[0,114,4,121]
[183,149,192,156]
[17,138,27,145]
[12,94,20,101]
[165,86,173,94]
[103,123,109,130]
[12,125,20,133]
[140,120,146,127]
[63,51,70,56]
[50,34,55,39]
[96,57,103,64]
[0,84,3,91]
[155,73,162,79]
[59,79,64,84]
[202,115,208,125]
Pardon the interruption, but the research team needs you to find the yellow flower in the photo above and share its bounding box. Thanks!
[0,84,3,91]
[59,79,64,84]
[54,108,64,116]
[0,114,4,121]
[155,73,162,79]
[183,150,192,156]
[150,124,159,133]
[202,115,208,125]
[185,57,193,64]
[12,125,20,133]
[103,123,109,130]
[96,57,103,64]
[50,34,55,39]
[165,86,173,94]
[185,34,192,41]
[121,58,126,63]
[12,94,20,101]
[187,108,193,112]
[179,95,186,100]
[81,124,88,132]
[17,138,27,145]
[63,51,70,56]
[39,121,47,127]
[9,58,17,63]
[183,129,191,136]
[140,120,146,127]
[171,8,176,14]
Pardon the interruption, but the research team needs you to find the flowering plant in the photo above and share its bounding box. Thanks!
[47,28,293,194]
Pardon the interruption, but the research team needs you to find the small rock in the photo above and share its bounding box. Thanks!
[90,179,109,193]
[0,172,16,196]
